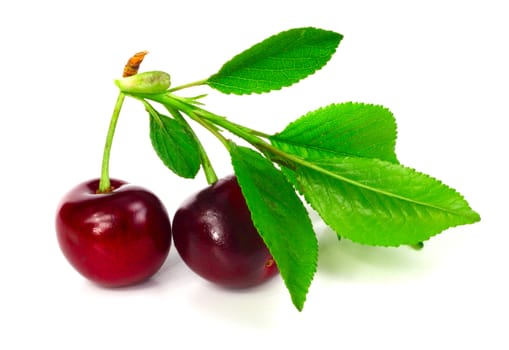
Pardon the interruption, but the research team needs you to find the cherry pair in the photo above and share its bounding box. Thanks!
[56,176,277,288]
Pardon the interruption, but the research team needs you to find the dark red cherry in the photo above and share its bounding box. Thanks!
[55,178,172,287]
[172,175,278,288]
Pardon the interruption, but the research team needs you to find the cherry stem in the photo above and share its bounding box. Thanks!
[187,110,232,151]
[98,92,126,193]
[168,79,207,93]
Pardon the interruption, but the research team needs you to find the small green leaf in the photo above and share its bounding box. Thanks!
[207,27,343,95]
[292,157,480,246]
[230,144,317,311]
[271,102,399,163]
[149,111,201,178]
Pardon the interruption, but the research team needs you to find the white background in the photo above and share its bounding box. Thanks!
[1,0,507,349]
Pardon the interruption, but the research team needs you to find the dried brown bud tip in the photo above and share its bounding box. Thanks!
[123,51,148,77]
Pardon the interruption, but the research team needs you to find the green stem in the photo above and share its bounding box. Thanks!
[200,111,271,139]
[191,107,279,157]
[168,79,208,93]
[142,100,164,126]
[172,96,271,138]
[98,92,126,193]
[187,111,232,151]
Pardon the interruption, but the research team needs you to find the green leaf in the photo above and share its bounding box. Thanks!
[292,157,480,246]
[207,27,343,95]
[230,143,317,311]
[271,102,399,163]
[149,111,201,178]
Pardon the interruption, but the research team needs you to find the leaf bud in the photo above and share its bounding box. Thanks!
[115,71,171,94]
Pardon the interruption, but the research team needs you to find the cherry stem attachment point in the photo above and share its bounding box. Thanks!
[98,92,126,193]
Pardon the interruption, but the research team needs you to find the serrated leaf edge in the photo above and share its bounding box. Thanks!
[230,144,318,311]
[207,27,343,95]
[271,102,399,163]
[283,157,480,247]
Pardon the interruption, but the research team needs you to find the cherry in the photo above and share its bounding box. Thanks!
[172,175,278,288]
[55,178,172,287]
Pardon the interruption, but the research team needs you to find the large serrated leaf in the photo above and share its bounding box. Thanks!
[149,112,201,178]
[230,144,317,311]
[207,27,343,95]
[271,102,399,163]
[293,157,480,246]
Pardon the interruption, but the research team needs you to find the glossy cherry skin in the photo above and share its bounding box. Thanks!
[56,179,172,287]
[172,175,278,288]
